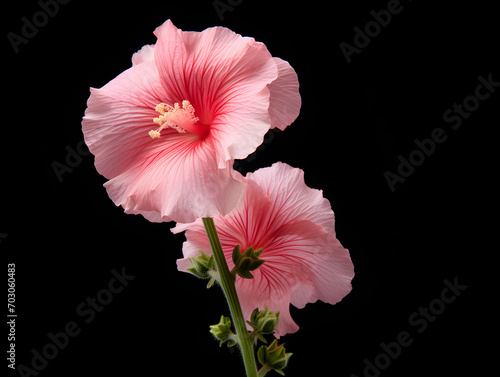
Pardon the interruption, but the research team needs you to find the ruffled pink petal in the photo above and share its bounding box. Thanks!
[126,208,172,223]
[104,135,244,224]
[82,59,166,180]
[131,44,155,66]
[268,58,301,130]
[236,268,299,336]
[233,217,352,337]
[153,20,280,167]
[245,162,337,236]
[173,219,209,270]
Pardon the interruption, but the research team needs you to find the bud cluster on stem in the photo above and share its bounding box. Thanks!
[202,218,259,377]
[192,220,292,377]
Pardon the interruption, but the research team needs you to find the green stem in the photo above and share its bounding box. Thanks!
[202,217,258,377]
[257,365,272,377]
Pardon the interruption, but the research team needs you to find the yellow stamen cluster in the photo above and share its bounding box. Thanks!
[149,100,199,139]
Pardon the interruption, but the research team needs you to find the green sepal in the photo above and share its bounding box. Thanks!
[257,345,267,366]
[238,269,255,279]
[232,245,241,265]
[186,266,205,279]
[206,277,216,289]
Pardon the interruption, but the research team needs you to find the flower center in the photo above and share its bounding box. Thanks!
[149,100,208,139]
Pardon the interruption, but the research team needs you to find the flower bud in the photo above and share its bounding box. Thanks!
[247,307,280,341]
[187,251,216,287]
[257,339,292,376]
[231,245,265,279]
[209,315,237,347]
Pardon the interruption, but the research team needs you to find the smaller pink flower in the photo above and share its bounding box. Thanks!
[174,162,354,337]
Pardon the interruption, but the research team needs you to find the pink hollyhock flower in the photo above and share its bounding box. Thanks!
[82,20,300,223]
[174,162,354,337]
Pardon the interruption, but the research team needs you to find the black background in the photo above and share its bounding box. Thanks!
[2,1,497,376]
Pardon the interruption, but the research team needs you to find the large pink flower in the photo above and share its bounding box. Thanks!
[174,162,354,337]
[82,20,300,223]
